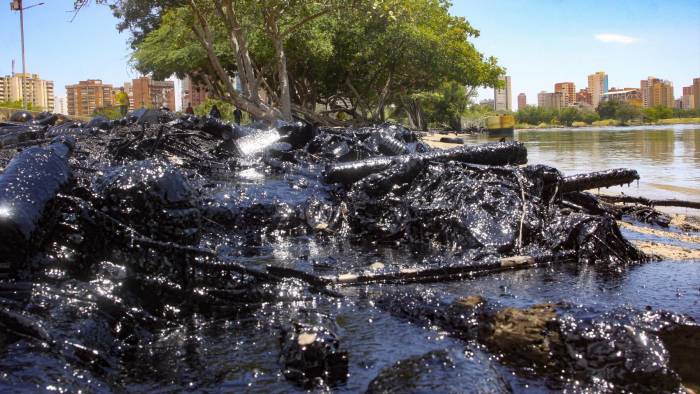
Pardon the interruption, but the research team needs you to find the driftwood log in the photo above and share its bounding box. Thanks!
[560,168,639,193]
[596,194,700,210]
[325,141,528,184]
[267,253,576,287]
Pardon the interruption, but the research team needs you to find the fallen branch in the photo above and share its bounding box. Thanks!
[268,254,576,287]
[596,194,700,210]
[560,168,639,193]
[325,141,528,184]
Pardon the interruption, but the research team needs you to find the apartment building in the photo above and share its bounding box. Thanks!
[132,77,176,110]
[554,82,576,106]
[0,73,54,111]
[587,71,608,108]
[66,79,114,117]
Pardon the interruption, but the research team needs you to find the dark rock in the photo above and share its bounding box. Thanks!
[366,349,511,394]
[9,111,33,123]
[279,317,349,388]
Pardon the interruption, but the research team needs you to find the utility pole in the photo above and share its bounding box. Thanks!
[10,0,44,110]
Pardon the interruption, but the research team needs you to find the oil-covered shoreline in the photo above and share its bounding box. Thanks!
[0,110,698,392]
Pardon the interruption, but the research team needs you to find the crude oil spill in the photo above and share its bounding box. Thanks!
[0,111,698,393]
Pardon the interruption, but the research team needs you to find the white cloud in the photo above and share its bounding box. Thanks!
[594,33,639,44]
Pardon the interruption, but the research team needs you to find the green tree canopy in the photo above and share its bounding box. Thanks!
[78,0,503,125]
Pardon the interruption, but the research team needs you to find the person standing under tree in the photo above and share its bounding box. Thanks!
[209,104,221,119]
[115,87,130,117]
[234,107,242,124]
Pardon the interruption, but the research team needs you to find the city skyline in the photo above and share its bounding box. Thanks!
[0,1,698,108]
[451,0,700,105]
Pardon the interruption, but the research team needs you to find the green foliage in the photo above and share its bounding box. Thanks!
[614,103,641,124]
[415,81,471,129]
[103,0,504,123]
[0,100,42,111]
[580,111,600,124]
[596,100,619,120]
[92,106,123,120]
[194,98,235,122]
[515,105,557,125]
[516,106,606,127]
[642,105,673,122]
[671,108,700,118]
[599,101,649,123]
[558,107,581,126]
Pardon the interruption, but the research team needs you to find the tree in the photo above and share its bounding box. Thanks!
[558,107,581,126]
[614,103,640,125]
[642,105,673,122]
[76,0,503,125]
[580,111,600,125]
[596,100,619,120]
[515,105,556,125]
[414,81,471,130]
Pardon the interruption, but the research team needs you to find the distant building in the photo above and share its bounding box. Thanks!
[66,79,114,117]
[587,71,608,108]
[679,85,695,110]
[600,89,641,106]
[53,96,68,115]
[494,75,512,111]
[182,76,209,109]
[537,91,564,110]
[479,99,495,108]
[0,73,54,111]
[132,76,176,110]
[120,82,135,110]
[576,88,592,105]
[640,77,674,108]
[554,82,576,106]
[693,78,700,110]
[517,93,526,110]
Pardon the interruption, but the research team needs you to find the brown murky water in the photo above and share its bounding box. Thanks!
[458,124,700,211]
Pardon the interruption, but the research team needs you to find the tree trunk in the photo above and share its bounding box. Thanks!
[402,96,426,131]
[271,31,292,121]
[189,0,281,122]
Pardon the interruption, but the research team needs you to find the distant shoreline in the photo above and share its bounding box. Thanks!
[515,117,700,130]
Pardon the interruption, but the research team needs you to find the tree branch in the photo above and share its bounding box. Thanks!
[280,8,332,38]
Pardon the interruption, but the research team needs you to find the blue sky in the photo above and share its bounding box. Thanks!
[0,1,135,99]
[450,0,700,103]
[1,0,698,107]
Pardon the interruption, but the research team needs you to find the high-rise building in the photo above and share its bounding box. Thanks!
[182,76,209,109]
[693,78,700,110]
[576,88,592,105]
[66,79,115,117]
[554,82,576,106]
[537,91,564,109]
[680,85,695,110]
[640,77,674,108]
[0,73,54,111]
[517,93,526,110]
[132,77,176,110]
[53,96,68,115]
[587,71,608,108]
[494,75,512,111]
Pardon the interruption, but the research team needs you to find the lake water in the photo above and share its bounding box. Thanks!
[461,124,700,211]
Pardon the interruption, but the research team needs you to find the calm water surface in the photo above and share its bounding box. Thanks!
[463,124,700,207]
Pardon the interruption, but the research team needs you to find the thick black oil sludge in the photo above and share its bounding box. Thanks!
[0,111,697,393]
